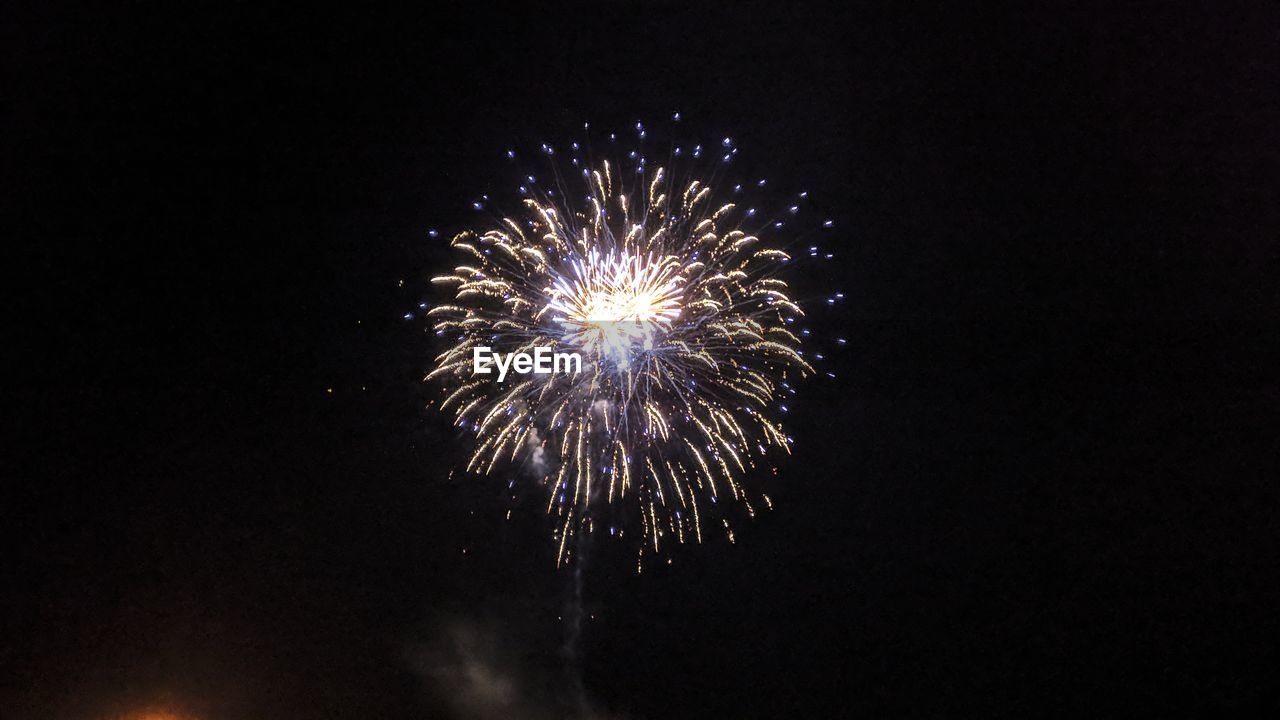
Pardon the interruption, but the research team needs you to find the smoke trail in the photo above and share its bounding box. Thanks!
[411,609,621,720]
[561,522,592,718]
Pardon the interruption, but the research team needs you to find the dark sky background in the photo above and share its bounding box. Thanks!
[8,2,1278,718]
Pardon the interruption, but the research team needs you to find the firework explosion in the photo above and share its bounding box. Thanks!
[426,126,830,566]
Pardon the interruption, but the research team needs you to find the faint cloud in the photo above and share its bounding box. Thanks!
[410,616,621,720]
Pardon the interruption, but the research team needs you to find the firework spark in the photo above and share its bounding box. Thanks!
[427,132,819,566]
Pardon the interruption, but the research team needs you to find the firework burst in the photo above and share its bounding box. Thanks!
[426,128,825,567]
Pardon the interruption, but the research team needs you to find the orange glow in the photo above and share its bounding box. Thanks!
[113,710,192,720]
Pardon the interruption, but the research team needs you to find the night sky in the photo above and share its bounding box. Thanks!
[9,2,1278,718]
